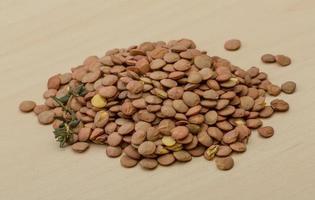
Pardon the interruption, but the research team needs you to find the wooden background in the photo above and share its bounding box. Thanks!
[1,0,315,199]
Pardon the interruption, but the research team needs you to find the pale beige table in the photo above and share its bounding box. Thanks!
[1,0,315,199]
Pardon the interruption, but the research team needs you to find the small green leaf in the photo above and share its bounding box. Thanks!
[58,94,71,103]
[69,119,80,128]
[75,84,87,96]
[59,122,66,128]
[52,96,65,107]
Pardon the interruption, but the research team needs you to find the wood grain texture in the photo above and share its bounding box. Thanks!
[1,0,315,199]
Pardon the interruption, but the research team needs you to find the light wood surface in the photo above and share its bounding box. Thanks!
[1,0,315,199]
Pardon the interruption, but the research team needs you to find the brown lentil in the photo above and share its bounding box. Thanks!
[120,155,138,168]
[216,145,232,157]
[139,158,158,169]
[157,154,176,166]
[271,99,289,112]
[215,156,234,170]
[173,150,192,162]
[72,142,90,153]
[261,54,276,63]
[38,110,55,125]
[19,100,36,112]
[275,55,291,66]
[106,146,122,158]
[281,81,296,94]
[224,39,241,51]
[257,126,274,138]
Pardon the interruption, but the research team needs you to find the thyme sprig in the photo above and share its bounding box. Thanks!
[52,84,86,147]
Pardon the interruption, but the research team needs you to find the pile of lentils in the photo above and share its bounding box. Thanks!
[19,39,296,170]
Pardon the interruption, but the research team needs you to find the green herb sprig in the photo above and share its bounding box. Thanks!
[52,84,86,147]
